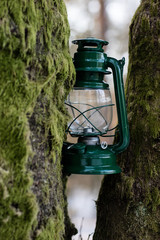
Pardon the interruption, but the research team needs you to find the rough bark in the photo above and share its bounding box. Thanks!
[0,1,76,239]
[94,0,160,239]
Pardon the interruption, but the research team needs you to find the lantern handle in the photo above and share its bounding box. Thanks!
[106,57,130,154]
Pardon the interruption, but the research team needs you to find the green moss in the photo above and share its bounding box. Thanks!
[120,0,160,236]
[0,0,75,239]
[36,207,64,240]
[119,175,135,200]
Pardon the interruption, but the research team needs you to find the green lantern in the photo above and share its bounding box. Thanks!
[62,38,129,175]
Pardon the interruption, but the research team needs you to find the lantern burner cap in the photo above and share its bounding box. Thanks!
[78,136,100,146]
[83,127,94,134]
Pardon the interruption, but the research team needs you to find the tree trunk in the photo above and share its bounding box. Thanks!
[99,0,107,40]
[93,0,160,239]
[0,1,76,239]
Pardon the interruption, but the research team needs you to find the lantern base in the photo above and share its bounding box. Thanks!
[62,142,121,175]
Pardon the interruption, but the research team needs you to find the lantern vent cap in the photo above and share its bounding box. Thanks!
[72,38,109,52]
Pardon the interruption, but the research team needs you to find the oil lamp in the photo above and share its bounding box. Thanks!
[62,38,129,175]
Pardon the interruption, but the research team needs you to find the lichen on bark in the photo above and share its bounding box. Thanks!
[0,0,76,239]
[94,0,160,239]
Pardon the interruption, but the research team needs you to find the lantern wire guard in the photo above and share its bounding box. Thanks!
[62,38,129,175]
[65,101,115,137]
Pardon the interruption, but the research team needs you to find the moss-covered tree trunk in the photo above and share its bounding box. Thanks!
[0,1,76,239]
[93,0,160,239]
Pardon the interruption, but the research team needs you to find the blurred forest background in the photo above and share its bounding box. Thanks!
[64,0,140,239]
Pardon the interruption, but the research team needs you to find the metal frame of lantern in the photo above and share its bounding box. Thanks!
[62,38,129,175]
[65,102,114,137]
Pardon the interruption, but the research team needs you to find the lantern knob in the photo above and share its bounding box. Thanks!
[72,38,109,52]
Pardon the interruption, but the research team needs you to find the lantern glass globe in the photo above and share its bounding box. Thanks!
[66,88,113,137]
